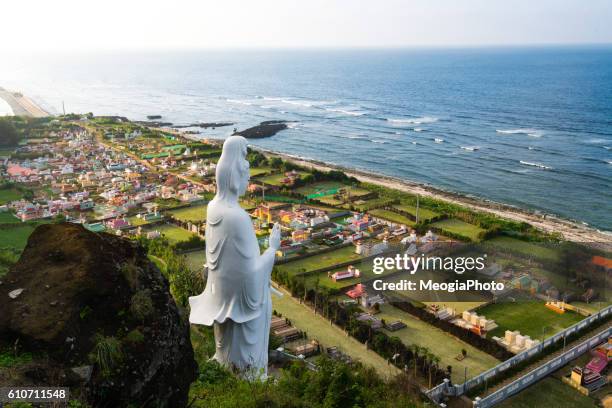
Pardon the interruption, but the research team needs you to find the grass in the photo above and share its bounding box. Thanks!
[155,224,198,243]
[349,197,395,212]
[185,250,206,272]
[167,205,207,223]
[0,188,23,205]
[0,212,20,224]
[368,208,416,226]
[127,215,149,226]
[376,303,500,381]
[497,376,597,408]
[296,181,347,196]
[277,245,362,276]
[0,224,37,250]
[476,301,585,339]
[431,218,485,241]
[486,236,561,263]
[272,291,400,378]
[0,148,16,156]
[303,260,384,290]
[147,255,167,275]
[318,197,344,206]
[392,204,439,222]
[0,350,34,367]
[257,171,309,186]
[249,167,273,177]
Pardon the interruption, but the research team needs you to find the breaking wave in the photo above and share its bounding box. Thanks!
[388,116,438,125]
[520,160,552,170]
[496,128,543,137]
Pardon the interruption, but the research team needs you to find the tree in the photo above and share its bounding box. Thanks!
[269,157,283,169]
[0,118,20,146]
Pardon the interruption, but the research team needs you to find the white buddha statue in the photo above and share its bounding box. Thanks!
[189,135,281,378]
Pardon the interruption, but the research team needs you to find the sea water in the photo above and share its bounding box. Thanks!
[1,47,611,230]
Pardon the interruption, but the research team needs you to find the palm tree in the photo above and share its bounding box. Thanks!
[429,355,440,388]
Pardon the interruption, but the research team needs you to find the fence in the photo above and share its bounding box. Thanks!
[426,304,612,403]
[473,325,611,408]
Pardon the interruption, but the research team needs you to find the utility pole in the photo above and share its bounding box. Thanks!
[416,194,420,224]
[62,101,66,115]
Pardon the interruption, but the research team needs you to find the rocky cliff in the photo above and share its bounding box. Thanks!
[0,223,197,407]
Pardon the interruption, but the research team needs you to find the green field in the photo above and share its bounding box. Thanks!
[257,171,309,186]
[277,245,362,276]
[0,224,37,250]
[350,197,395,212]
[249,167,272,177]
[477,301,584,339]
[167,205,207,223]
[376,303,499,380]
[0,212,20,224]
[155,224,198,243]
[127,215,150,226]
[318,197,344,206]
[368,208,416,226]
[0,188,23,205]
[392,204,439,222]
[431,218,485,241]
[486,236,561,262]
[185,250,206,272]
[296,181,349,196]
[272,291,400,378]
[497,377,597,408]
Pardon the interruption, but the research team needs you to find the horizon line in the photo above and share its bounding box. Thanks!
[5,42,612,55]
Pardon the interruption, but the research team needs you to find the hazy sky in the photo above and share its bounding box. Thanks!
[3,0,612,51]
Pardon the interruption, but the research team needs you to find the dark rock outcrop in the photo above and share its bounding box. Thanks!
[234,120,289,138]
[0,223,197,407]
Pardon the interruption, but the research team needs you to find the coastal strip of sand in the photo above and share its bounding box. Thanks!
[0,87,49,117]
[253,147,612,247]
[151,129,612,247]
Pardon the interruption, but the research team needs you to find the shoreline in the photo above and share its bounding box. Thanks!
[0,87,49,117]
[243,144,612,247]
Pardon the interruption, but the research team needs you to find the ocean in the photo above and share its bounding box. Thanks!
[1,47,611,231]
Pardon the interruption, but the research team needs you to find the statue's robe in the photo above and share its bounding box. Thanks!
[189,200,274,375]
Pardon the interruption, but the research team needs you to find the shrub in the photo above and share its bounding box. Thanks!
[124,329,145,345]
[130,290,154,321]
[90,334,123,377]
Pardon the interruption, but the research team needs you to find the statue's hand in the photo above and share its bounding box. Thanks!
[269,223,281,250]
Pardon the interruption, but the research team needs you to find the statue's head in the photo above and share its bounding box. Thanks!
[215,135,250,201]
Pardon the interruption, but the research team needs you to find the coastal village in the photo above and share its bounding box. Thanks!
[1,113,610,408]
